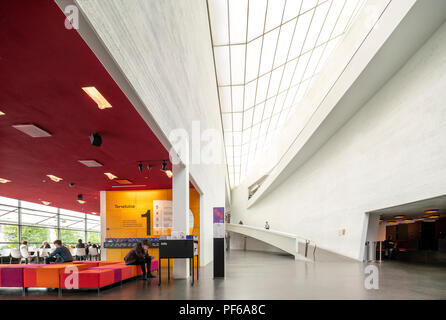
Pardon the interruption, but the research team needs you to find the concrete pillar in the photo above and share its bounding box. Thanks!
[172,162,190,279]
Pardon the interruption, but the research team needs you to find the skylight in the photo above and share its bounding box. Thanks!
[208,0,366,187]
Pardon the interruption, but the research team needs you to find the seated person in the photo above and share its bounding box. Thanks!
[75,239,85,248]
[383,236,395,259]
[124,239,155,280]
[46,240,73,264]
[20,240,29,253]
[40,241,51,249]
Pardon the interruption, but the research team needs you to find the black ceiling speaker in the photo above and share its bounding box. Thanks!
[77,194,83,201]
[90,133,102,147]
[161,160,167,171]
[138,162,143,173]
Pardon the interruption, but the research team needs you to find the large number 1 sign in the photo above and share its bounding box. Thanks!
[141,210,151,236]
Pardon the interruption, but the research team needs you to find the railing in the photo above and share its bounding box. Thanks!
[226,223,316,260]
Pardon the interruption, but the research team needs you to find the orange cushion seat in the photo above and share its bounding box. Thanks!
[24,263,89,288]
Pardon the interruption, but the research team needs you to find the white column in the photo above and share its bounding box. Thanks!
[99,191,107,260]
[172,162,190,279]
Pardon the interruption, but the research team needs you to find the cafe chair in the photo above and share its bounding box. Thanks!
[74,248,87,261]
[10,248,22,264]
[28,247,39,264]
[88,247,99,261]
[39,248,50,264]
[0,248,11,264]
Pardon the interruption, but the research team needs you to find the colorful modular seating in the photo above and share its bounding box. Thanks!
[0,260,159,293]
[0,264,45,288]
[60,269,115,290]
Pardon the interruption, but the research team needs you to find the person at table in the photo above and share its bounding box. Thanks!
[20,240,29,252]
[46,240,73,264]
[20,240,34,264]
[40,241,51,249]
[76,239,85,248]
[124,239,155,280]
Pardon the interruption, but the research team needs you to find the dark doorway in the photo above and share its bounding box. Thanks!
[420,222,437,250]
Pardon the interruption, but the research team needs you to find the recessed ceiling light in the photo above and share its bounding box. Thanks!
[12,124,51,137]
[91,212,98,215]
[393,215,405,219]
[428,215,440,219]
[78,160,103,167]
[82,87,112,109]
[115,179,133,185]
[47,175,63,182]
[0,111,5,115]
[77,200,86,204]
[424,209,439,214]
[0,178,11,183]
[104,172,118,180]
[41,201,51,206]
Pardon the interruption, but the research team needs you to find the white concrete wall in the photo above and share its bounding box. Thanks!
[74,0,226,266]
[231,21,446,260]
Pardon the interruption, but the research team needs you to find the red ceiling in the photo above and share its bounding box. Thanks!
[0,1,174,214]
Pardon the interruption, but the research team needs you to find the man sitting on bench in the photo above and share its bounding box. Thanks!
[46,240,74,264]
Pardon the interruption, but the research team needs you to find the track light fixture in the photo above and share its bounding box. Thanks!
[77,194,86,204]
[136,160,169,175]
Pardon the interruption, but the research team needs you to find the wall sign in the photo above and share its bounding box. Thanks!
[141,209,151,236]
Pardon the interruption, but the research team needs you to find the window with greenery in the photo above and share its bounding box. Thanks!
[61,229,85,245]
[87,231,100,244]
[0,196,100,249]
[0,224,19,248]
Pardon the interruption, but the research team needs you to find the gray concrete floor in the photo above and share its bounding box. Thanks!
[1,250,445,299]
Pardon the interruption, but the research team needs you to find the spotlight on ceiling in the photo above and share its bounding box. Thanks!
[0,111,5,115]
[69,183,75,187]
[47,175,63,182]
[41,201,51,206]
[138,162,143,173]
[77,194,86,204]
[161,160,167,171]
[90,133,102,147]
[424,209,439,214]
[393,215,405,219]
[0,178,11,183]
